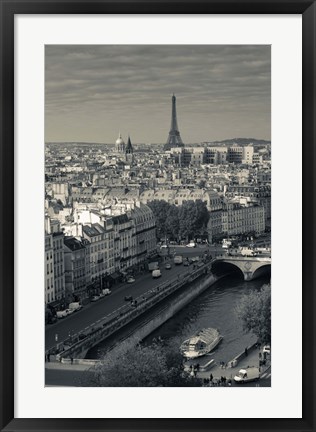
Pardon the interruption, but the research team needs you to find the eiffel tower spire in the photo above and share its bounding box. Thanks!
[164,94,184,150]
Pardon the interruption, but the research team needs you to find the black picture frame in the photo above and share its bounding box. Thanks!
[0,1,314,431]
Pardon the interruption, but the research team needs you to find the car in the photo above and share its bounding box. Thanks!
[91,295,100,302]
[263,345,271,355]
[152,269,162,278]
[127,276,135,283]
[64,308,74,316]
[186,242,196,248]
[102,288,111,296]
[183,260,190,266]
[124,295,133,301]
[165,263,172,270]
[160,244,168,249]
[56,310,68,319]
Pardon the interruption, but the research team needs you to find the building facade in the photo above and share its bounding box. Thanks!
[52,232,65,301]
[130,204,157,266]
[82,223,115,285]
[64,237,89,302]
[45,234,55,304]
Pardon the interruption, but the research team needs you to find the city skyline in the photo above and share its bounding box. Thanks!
[45,45,271,144]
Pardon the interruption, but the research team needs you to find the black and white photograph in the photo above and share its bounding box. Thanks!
[44,45,271,388]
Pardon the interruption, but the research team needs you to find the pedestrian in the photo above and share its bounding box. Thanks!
[245,347,248,357]
[210,373,213,382]
[259,352,262,359]
[70,357,73,365]
[47,353,50,362]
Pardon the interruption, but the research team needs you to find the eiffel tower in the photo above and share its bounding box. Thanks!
[164,94,184,150]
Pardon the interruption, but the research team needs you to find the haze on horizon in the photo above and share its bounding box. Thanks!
[45,45,271,144]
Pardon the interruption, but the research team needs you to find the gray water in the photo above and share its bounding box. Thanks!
[90,273,270,361]
[144,274,270,363]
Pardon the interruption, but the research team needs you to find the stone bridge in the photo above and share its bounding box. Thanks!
[213,255,271,281]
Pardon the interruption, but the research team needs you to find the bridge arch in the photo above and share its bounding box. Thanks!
[252,264,271,280]
[211,260,244,279]
[212,256,271,281]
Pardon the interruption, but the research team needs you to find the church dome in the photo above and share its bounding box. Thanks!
[116,135,125,146]
[115,133,125,152]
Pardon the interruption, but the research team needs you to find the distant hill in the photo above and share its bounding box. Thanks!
[209,138,271,146]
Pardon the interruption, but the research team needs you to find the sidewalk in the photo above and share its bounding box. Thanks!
[193,344,271,382]
[45,357,99,372]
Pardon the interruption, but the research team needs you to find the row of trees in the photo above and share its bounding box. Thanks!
[236,283,271,344]
[83,339,202,387]
[147,199,209,242]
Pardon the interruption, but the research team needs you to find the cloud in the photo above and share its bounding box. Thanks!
[45,45,270,142]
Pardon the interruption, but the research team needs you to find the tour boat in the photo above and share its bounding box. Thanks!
[180,328,222,359]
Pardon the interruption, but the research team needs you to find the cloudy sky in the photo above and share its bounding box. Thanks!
[45,45,270,144]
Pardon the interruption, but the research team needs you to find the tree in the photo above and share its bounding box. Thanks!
[236,284,271,344]
[165,205,179,240]
[178,200,209,241]
[148,199,209,242]
[83,339,202,387]
[147,200,171,240]
[193,200,210,233]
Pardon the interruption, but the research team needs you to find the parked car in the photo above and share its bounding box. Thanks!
[183,260,190,266]
[127,276,135,283]
[91,295,100,302]
[65,308,74,316]
[186,242,196,248]
[160,244,168,249]
[165,263,172,270]
[124,295,133,301]
[56,310,68,319]
[68,302,82,312]
[263,345,271,355]
[234,367,260,383]
[102,288,111,296]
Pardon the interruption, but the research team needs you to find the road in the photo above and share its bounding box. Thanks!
[45,246,209,350]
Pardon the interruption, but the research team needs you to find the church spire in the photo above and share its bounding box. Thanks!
[125,135,134,165]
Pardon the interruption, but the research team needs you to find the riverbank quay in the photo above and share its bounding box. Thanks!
[45,343,270,387]
[54,261,218,361]
[192,343,271,385]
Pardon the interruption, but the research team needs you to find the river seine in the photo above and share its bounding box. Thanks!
[90,273,270,362]
[144,273,270,363]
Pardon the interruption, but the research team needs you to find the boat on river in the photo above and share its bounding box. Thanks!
[180,328,222,359]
